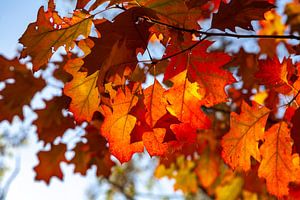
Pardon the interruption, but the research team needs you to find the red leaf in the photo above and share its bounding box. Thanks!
[164,40,235,106]
[255,57,293,94]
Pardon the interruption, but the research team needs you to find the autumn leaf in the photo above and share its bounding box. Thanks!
[129,97,152,143]
[34,143,67,184]
[136,0,205,32]
[0,55,24,81]
[69,126,114,177]
[255,56,293,94]
[164,40,235,106]
[258,10,286,57]
[221,101,270,171]
[144,79,168,127]
[195,150,219,188]
[228,49,259,89]
[0,56,45,122]
[6,0,300,198]
[63,58,100,122]
[82,7,157,76]
[101,86,143,163]
[216,174,244,200]
[171,123,197,144]
[155,156,198,193]
[143,128,170,156]
[165,70,211,129]
[258,122,295,197]
[34,95,75,144]
[19,4,92,71]
[285,1,300,33]
[211,0,275,31]
[291,108,300,154]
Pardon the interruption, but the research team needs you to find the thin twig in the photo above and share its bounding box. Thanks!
[141,16,300,40]
[107,179,134,200]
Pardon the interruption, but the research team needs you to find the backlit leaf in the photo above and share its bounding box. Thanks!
[101,86,143,163]
[19,5,92,71]
[258,122,295,197]
[222,101,270,171]
[64,59,100,122]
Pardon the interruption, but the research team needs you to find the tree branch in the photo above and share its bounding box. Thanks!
[0,156,20,200]
[141,16,300,40]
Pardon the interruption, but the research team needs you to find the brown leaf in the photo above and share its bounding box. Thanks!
[212,0,275,32]
[0,57,45,122]
[34,143,67,184]
[34,95,75,144]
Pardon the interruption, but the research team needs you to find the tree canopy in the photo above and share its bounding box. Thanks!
[2,0,300,199]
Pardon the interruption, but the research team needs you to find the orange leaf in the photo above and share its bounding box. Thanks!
[101,87,143,163]
[258,122,295,197]
[144,79,168,127]
[63,59,100,122]
[222,101,270,171]
[143,128,170,156]
[165,70,211,129]
[195,151,219,188]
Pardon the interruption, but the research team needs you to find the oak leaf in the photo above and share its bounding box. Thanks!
[143,128,170,156]
[0,57,45,122]
[34,143,67,184]
[164,70,211,129]
[221,101,270,171]
[258,122,295,197]
[69,126,114,177]
[34,95,75,144]
[19,5,92,71]
[211,0,275,31]
[101,86,143,163]
[136,0,205,33]
[255,57,293,94]
[164,40,235,106]
[144,79,168,127]
[82,7,156,76]
[63,59,100,122]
